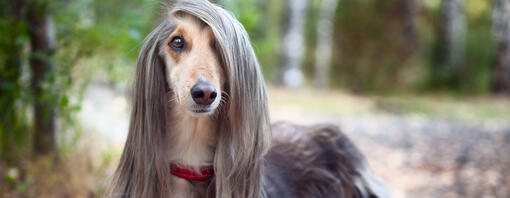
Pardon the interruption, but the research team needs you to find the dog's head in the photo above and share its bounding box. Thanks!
[109,1,271,197]
[160,12,225,116]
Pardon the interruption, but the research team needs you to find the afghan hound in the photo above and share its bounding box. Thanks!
[106,0,388,197]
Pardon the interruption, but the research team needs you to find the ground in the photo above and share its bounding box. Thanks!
[269,88,510,198]
[2,82,509,197]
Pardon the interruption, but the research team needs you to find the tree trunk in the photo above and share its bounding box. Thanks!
[314,0,339,89]
[403,0,419,51]
[431,0,466,86]
[276,0,308,88]
[492,0,510,94]
[27,1,58,157]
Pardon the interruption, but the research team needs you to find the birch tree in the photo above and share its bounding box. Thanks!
[314,0,340,89]
[277,0,308,88]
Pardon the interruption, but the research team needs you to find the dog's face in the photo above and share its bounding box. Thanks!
[161,13,225,116]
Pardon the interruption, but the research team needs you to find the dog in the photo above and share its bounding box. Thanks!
[106,0,388,197]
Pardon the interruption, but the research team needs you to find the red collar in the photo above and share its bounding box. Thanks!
[170,164,214,181]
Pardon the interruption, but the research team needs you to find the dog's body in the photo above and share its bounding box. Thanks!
[106,1,387,197]
[158,122,385,198]
[265,123,387,198]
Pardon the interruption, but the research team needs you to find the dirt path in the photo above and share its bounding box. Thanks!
[271,107,510,198]
[79,82,510,197]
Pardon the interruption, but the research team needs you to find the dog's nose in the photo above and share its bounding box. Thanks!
[190,81,217,105]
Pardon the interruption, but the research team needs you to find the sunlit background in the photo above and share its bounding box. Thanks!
[1,0,510,197]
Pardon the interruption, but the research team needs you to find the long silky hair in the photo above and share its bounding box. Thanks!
[105,0,271,197]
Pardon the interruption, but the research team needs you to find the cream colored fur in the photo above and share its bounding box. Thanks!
[161,13,223,197]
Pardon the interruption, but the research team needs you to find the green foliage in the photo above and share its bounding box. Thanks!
[317,0,497,94]
[0,0,504,164]
[53,0,159,85]
[424,0,494,94]
[330,0,413,93]
[459,11,494,94]
[0,0,159,164]
[0,1,32,165]
[216,0,283,81]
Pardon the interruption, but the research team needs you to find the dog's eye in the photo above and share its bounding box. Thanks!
[169,36,186,51]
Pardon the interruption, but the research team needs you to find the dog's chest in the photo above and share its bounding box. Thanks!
[166,109,217,167]
[170,176,211,198]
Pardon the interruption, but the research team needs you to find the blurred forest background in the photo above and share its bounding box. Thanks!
[1,0,510,197]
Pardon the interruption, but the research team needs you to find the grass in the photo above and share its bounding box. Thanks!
[268,87,510,122]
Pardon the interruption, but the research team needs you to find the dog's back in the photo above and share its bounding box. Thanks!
[264,122,388,198]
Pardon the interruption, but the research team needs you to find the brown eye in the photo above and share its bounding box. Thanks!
[169,36,186,51]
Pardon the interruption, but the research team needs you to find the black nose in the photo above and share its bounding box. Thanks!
[190,81,217,105]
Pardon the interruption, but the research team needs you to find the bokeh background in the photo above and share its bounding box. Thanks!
[1,0,510,197]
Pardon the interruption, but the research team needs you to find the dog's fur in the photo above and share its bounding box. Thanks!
[106,0,388,197]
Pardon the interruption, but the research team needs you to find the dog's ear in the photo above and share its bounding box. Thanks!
[184,3,272,197]
[106,20,173,198]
